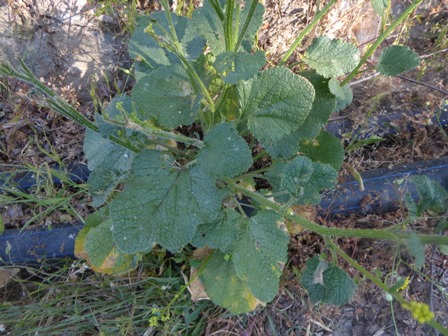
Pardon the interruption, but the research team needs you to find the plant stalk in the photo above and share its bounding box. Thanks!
[340,0,423,86]
[326,239,448,335]
[279,0,337,66]
[228,180,448,245]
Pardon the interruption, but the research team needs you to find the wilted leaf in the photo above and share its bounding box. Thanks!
[304,37,360,78]
[376,45,419,76]
[301,255,357,305]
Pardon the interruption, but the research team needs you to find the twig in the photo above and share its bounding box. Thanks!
[420,48,448,59]
[395,75,448,96]
[349,73,380,86]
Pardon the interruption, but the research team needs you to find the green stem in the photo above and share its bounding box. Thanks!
[159,0,179,42]
[234,0,258,52]
[327,239,448,335]
[340,0,423,86]
[209,0,225,21]
[124,120,204,149]
[224,0,235,51]
[226,180,448,245]
[279,0,337,66]
[153,1,215,113]
[0,60,97,131]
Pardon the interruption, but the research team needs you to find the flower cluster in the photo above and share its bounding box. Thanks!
[402,301,435,324]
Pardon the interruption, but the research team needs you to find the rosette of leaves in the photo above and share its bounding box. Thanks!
[76,0,366,313]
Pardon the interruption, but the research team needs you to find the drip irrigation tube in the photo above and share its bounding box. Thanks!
[1,156,448,265]
[1,106,448,265]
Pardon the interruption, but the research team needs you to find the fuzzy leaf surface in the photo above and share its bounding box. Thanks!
[97,95,132,138]
[232,211,289,303]
[304,37,360,78]
[84,128,135,207]
[128,12,205,68]
[238,67,315,145]
[192,1,264,54]
[75,210,138,275]
[407,234,425,270]
[132,64,199,128]
[328,77,353,112]
[300,131,344,170]
[376,45,419,76]
[193,209,244,253]
[197,123,252,178]
[110,150,222,253]
[265,71,335,159]
[301,256,357,305]
[371,0,389,16]
[411,175,448,214]
[214,51,266,84]
[201,251,262,314]
[266,156,337,205]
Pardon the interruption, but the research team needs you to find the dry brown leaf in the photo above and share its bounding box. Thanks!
[0,268,19,289]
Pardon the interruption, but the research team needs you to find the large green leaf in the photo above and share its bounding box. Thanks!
[128,12,205,68]
[132,64,199,128]
[371,0,389,16]
[214,51,265,84]
[84,129,135,207]
[97,95,132,138]
[300,131,344,170]
[304,37,360,78]
[266,156,337,205]
[328,77,353,112]
[110,150,223,253]
[301,255,357,305]
[411,175,448,214]
[200,251,262,314]
[75,210,139,275]
[238,67,315,145]
[197,123,252,178]
[265,71,336,159]
[376,45,419,76]
[193,209,245,253]
[192,1,264,54]
[407,234,425,270]
[232,211,289,303]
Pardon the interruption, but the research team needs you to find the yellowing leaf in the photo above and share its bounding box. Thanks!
[200,251,263,314]
[75,210,139,275]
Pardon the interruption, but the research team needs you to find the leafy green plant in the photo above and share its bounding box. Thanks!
[2,0,448,333]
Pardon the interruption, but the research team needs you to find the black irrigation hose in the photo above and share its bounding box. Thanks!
[1,107,448,265]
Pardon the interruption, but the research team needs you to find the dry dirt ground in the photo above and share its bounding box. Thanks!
[1,0,448,335]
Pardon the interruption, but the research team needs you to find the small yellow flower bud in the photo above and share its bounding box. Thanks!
[402,301,435,324]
